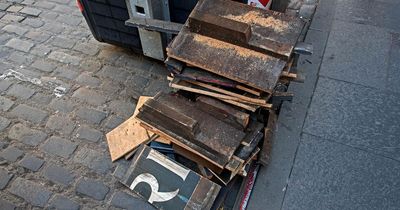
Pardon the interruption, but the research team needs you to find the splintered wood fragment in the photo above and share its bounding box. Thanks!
[281,71,297,79]
[259,110,277,166]
[170,79,272,109]
[120,145,221,210]
[189,9,252,44]
[196,96,250,130]
[220,99,258,112]
[106,96,153,162]
[236,85,262,96]
[186,79,268,105]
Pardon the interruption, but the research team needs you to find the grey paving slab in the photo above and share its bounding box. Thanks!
[282,134,400,210]
[334,0,400,32]
[304,77,400,161]
[248,28,330,210]
[319,20,391,89]
[387,32,400,93]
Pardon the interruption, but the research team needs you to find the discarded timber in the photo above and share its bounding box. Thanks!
[120,145,221,210]
[106,96,153,162]
[196,96,250,130]
[136,92,246,171]
[190,0,306,59]
[259,110,277,166]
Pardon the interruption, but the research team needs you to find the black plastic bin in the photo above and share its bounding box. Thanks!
[78,0,198,53]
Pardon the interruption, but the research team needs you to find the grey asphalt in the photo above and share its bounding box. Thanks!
[249,0,400,209]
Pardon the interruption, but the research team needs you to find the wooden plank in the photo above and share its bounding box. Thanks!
[167,28,286,92]
[186,79,268,105]
[193,0,306,58]
[165,57,184,73]
[170,79,272,109]
[259,110,277,166]
[221,99,258,112]
[136,92,247,169]
[106,96,153,162]
[120,145,221,210]
[196,96,250,130]
[188,9,252,44]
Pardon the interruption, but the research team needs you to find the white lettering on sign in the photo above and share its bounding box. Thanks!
[130,173,179,204]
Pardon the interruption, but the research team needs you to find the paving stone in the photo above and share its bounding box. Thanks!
[46,115,75,135]
[2,24,28,35]
[0,168,13,189]
[5,38,34,52]
[6,5,23,12]
[320,20,391,89]
[20,7,41,16]
[1,14,25,22]
[73,43,99,56]
[22,17,44,28]
[0,3,11,11]
[0,198,16,210]
[104,115,124,130]
[43,164,74,186]
[0,33,13,45]
[75,72,101,87]
[73,147,112,174]
[0,116,11,132]
[75,178,109,200]
[52,66,79,80]
[387,33,400,93]
[110,191,154,210]
[0,146,23,162]
[282,134,400,210]
[8,123,47,146]
[24,30,51,43]
[7,51,34,65]
[125,74,150,91]
[9,177,52,207]
[34,1,55,9]
[18,154,44,171]
[0,80,12,91]
[97,65,130,83]
[76,126,102,142]
[30,44,51,56]
[40,136,77,158]
[108,100,135,118]
[304,78,400,161]
[30,92,52,105]
[21,0,34,5]
[9,104,48,124]
[72,87,107,106]
[76,107,107,125]
[42,22,64,34]
[7,84,35,100]
[49,195,79,210]
[50,36,76,49]
[48,51,81,65]
[112,159,130,180]
[56,14,81,26]
[31,59,56,72]
[100,80,123,95]
[49,98,74,113]
[79,59,102,72]
[0,96,14,111]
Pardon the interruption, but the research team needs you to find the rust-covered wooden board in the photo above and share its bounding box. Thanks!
[136,92,246,170]
[120,145,220,210]
[167,28,286,92]
[191,0,305,58]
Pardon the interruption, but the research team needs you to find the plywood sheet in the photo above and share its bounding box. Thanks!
[106,96,153,162]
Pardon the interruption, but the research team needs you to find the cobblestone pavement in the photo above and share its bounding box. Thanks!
[0,0,169,209]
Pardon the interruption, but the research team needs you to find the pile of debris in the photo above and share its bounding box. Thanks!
[106,0,314,209]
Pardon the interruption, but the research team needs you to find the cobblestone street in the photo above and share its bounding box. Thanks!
[0,0,168,209]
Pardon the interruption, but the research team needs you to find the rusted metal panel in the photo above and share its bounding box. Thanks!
[120,145,221,210]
